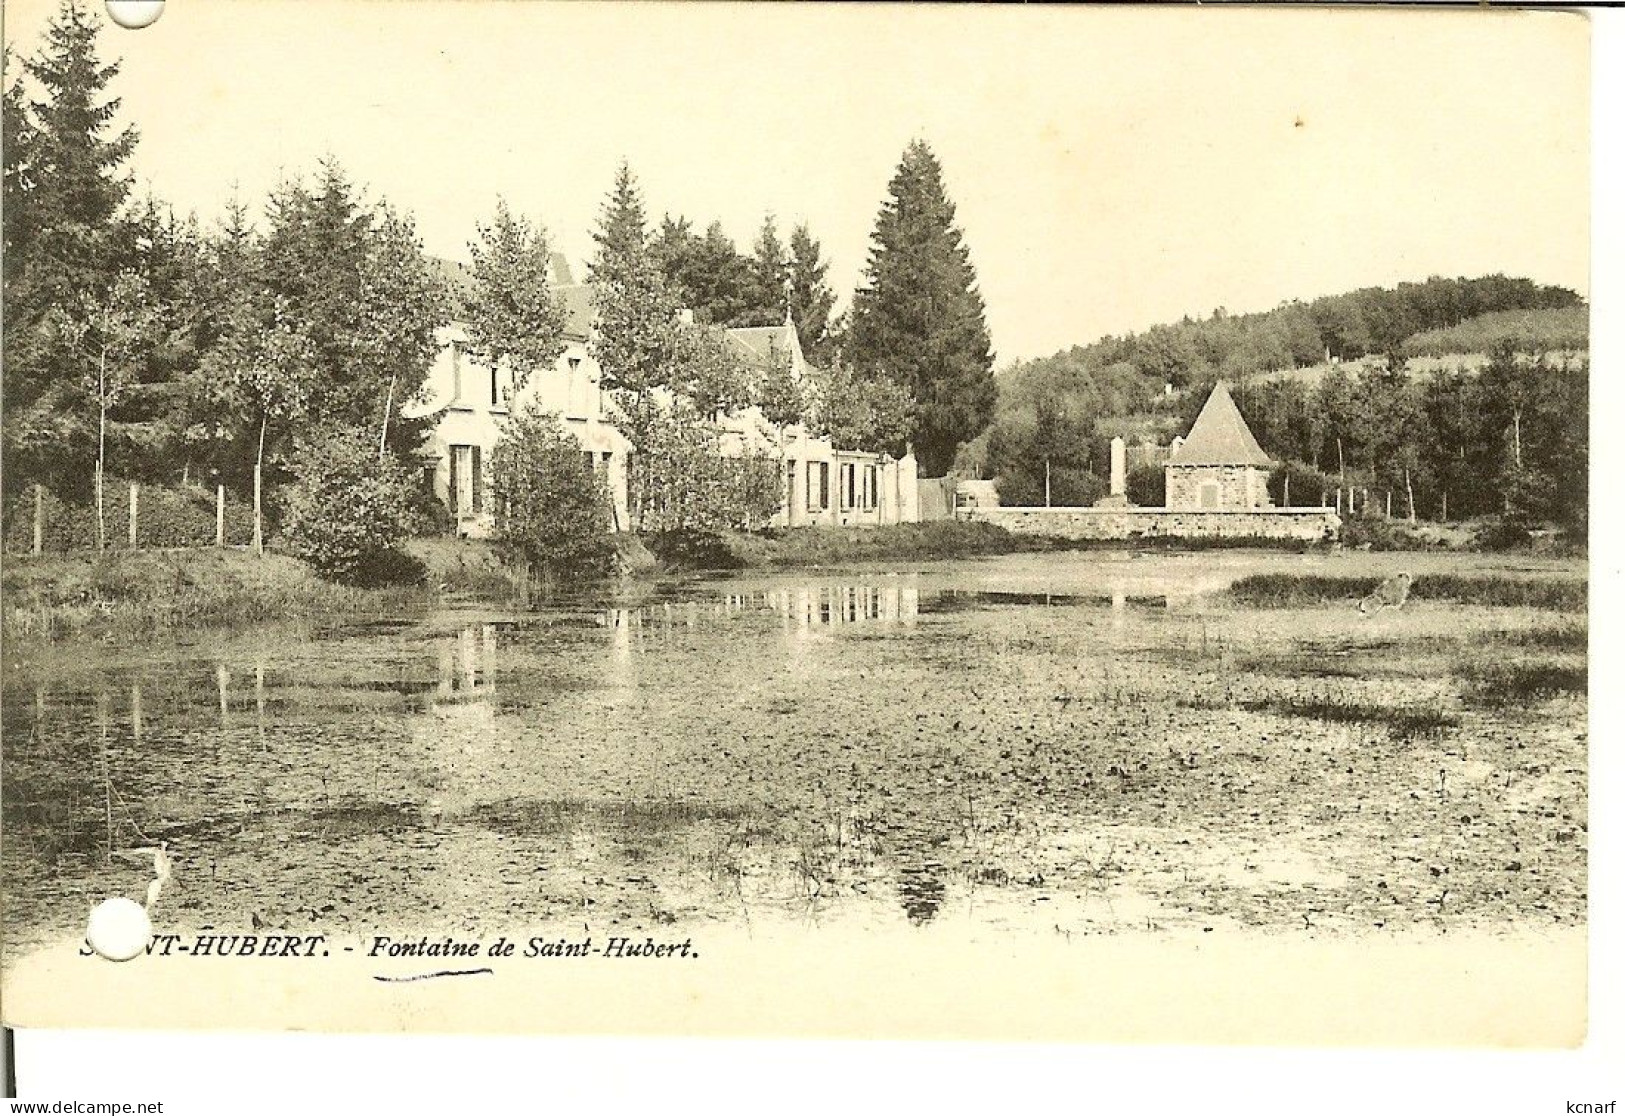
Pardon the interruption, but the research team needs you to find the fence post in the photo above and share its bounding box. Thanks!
[253,464,263,555]
[129,482,139,550]
[216,485,225,548]
[32,484,43,556]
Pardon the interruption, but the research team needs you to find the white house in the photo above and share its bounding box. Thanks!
[407,256,633,535]
[408,257,918,536]
[714,317,919,529]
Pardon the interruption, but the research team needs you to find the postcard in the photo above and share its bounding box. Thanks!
[0,0,1592,1048]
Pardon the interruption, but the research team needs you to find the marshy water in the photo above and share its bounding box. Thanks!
[1,550,1588,964]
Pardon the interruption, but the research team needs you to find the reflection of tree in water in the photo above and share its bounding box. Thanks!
[884,812,955,926]
[896,864,947,925]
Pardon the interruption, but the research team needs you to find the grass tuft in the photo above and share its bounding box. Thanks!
[1227,572,1586,612]
[1456,657,1587,706]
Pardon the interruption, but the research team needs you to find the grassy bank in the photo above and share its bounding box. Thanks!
[1,549,433,643]
[646,520,1045,571]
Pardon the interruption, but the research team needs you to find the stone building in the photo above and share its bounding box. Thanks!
[1164,381,1273,511]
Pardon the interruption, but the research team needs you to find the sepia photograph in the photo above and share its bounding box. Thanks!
[0,0,1602,1067]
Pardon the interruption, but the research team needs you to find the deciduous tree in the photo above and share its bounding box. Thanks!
[490,403,615,583]
[465,199,568,397]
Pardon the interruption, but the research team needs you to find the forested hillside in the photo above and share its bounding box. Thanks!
[969,275,1588,538]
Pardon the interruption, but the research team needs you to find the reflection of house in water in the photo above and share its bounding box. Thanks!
[434,624,499,704]
[598,586,922,646]
[416,625,502,822]
[767,585,920,629]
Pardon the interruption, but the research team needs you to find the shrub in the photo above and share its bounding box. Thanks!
[1340,513,1433,551]
[1125,464,1165,507]
[642,528,750,571]
[1410,574,1586,612]
[490,404,615,582]
[1227,571,1586,612]
[279,425,420,584]
[1268,461,1336,508]
[994,463,1105,508]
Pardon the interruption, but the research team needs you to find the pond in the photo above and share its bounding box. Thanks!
[1,549,1588,967]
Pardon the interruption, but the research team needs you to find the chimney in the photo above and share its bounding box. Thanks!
[678,308,695,326]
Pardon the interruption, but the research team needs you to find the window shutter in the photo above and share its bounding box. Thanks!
[471,445,484,513]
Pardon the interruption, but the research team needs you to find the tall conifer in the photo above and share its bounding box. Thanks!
[847,140,995,475]
[588,161,674,409]
[786,223,836,366]
[3,0,142,488]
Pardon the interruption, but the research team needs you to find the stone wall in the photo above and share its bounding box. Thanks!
[1165,464,1271,511]
[962,505,1340,542]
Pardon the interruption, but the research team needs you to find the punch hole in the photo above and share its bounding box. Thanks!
[105,1,164,31]
[86,896,153,961]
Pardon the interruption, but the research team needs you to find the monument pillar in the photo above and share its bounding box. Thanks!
[1110,437,1126,498]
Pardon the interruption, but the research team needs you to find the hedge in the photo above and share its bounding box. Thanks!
[1,481,260,555]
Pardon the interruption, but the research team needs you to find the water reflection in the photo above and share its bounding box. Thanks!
[600,585,922,638]
[922,588,1169,613]
[434,623,499,703]
[1,563,1297,960]
[897,865,947,925]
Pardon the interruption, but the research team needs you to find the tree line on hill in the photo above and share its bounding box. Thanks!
[1050,274,1582,393]
[1221,349,1587,536]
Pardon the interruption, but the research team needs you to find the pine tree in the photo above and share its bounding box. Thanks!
[259,161,446,446]
[116,194,208,479]
[787,222,836,366]
[260,162,370,418]
[652,215,752,326]
[588,161,675,420]
[740,216,788,326]
[846,140,995,475]
[3,0,142,490]
[21,0,137,294]
[3,55,36,283]
[465,199,568,397]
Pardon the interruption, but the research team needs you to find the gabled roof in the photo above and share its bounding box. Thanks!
[725,324,794,363]
[433,258,476,317]
[1167,381,1272,466]
[549,252,574,287]
[555,284,594,341]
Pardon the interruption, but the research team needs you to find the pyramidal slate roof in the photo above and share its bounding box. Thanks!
[1167,381,1272,467]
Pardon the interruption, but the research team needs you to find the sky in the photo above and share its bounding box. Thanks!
[2,0,1593,363]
